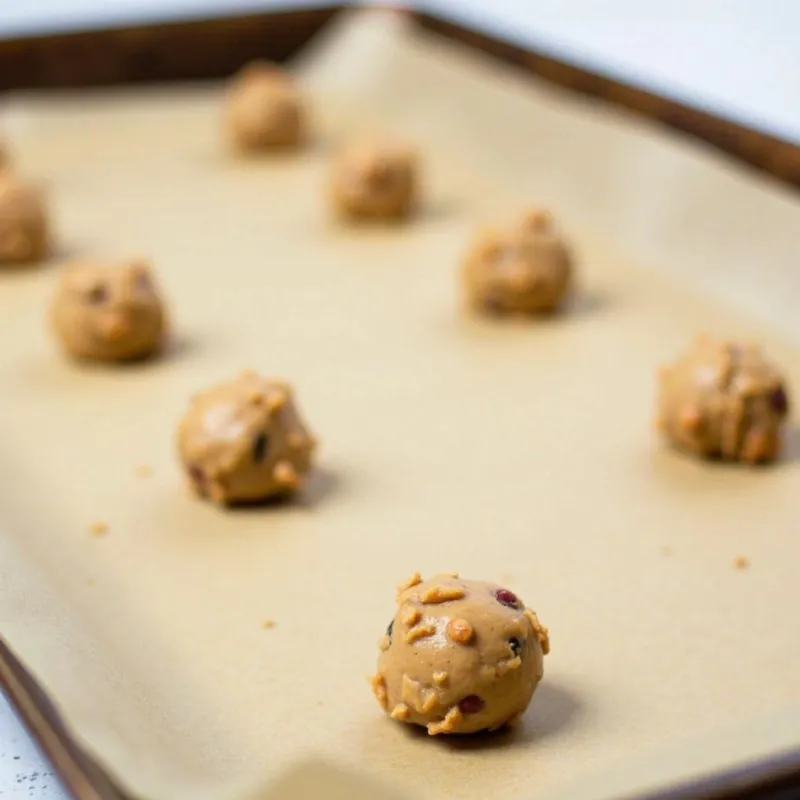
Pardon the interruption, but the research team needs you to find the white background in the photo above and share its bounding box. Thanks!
[0,694,65,797]
[1,1,798,796]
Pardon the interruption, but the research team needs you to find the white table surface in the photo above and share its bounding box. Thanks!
[1,1,799,797]
[0,695,67,798]
[421,0,800,144]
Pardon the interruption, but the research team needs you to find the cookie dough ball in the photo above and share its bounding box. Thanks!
[0,173,48,265]
[657,336,790,463]
[371,573,549,735]
[463,209,573,315]
[225,61,306,152]
[51,260,167,362]
[330,140,417,221]
[177,371,316,505]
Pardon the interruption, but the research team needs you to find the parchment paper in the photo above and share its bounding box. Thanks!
[1,10,800,800]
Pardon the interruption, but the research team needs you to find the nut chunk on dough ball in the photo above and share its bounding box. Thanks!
[0,173,48,265]
[371,573,549,736]
[225,61,306,152]
[330,140,418,221]
[463,209,573,315]
[657,336,790,464]
[177,372,317,505]
[51,260,167,362]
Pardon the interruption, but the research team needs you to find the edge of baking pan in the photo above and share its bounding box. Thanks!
[0,638,130,800]
[1,5,800,800]
[0,1,797,187]
[3,629,800,800]
[410,10,800,189]
[0,5,343,90]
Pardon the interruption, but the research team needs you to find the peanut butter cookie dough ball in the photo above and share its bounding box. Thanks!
[0,173,48,265]
[371,573,549,736]
[330,140,417,221]
[463,209,573,315]
[225,61,306,153]
[51,260,167,362]
[657,336,790,464]
[177,371,316,505]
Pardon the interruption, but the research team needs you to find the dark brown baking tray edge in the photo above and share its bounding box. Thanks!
[412,11,800,189]
[2,637,800,800]
[1,4,800,799]
[0,639,131,799]
[0,4,798,187]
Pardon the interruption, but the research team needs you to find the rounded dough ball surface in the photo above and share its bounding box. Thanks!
[0,173,48,265]
[657,336,790,464]
[463,209,573,315]
[51,260,167,362]
[330,140,417,221]
[177,372,316,505]
[372,574,549,736]
[226,61,306,152]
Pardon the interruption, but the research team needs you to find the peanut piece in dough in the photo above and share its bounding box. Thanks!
[51,260,167,362]
[177,371,316,505]
[657,336,790,464]
[463,208,573,315]
[330,140,418,221]
[372,574,549,736]
[225,61,306,153]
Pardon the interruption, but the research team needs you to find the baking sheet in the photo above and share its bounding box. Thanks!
[2,9,800,800]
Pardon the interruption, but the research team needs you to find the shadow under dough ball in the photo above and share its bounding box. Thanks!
[371,573,549,735]
[330,140,418,221]
[51,260,168,362]
[176,371,317,505]
[0,172,49,265]
[225,60,306,152]
[463,208,573,315]
[657,335,790,464]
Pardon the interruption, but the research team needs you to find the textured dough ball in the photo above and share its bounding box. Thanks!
[225,61,306,152]
[0,173,48,265]
[657,336,790,464]
[463,209,573,314]
[51,260,167,362]
[330,140,417,221]
[177,371,316,505]
[371,573,549,735]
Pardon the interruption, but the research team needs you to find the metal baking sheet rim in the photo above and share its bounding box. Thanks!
[2,641,800,800]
